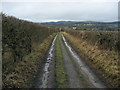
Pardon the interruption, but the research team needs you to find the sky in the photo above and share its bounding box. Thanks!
[1,0,119,22]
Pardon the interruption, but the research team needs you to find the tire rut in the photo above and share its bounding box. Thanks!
[34,35,57,88]
[60,35,81,88]
[60,34,107,88]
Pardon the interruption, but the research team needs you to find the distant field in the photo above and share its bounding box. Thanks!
[42,21,118,31]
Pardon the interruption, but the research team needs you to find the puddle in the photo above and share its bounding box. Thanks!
[39,35,57,88]
[62,34,106,88]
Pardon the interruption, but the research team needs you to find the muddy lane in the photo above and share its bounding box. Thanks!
[60,35,81,88]
[35,35,57,88]
[61,34,107,88]
[34,33,107,88]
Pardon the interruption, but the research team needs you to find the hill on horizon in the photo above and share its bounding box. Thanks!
[42,21,119,31]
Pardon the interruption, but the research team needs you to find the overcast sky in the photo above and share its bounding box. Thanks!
[2,0,119,22]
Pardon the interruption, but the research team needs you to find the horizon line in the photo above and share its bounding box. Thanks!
[2,13,118,23]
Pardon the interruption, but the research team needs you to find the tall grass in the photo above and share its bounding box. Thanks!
[65,30,120,51]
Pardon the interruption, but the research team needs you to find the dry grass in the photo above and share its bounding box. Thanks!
[63,32,119,88]
[65,30,120,51]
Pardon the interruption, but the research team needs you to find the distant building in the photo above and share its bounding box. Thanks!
[73,27,76,30]
[59,28,61,32]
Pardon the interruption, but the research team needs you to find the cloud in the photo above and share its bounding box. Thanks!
[2,1,118,22]
[2,0,119,2]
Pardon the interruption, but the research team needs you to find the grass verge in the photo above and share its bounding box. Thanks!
[55,33,69,88]
[3,33,56,88]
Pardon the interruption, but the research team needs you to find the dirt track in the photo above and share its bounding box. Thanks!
[35,34,107,88]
